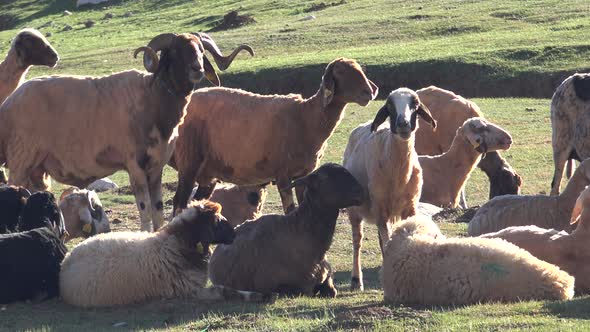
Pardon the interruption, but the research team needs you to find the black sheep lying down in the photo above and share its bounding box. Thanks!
[0,185,31,233]
[0,191,67,303]
[209,163,364,297]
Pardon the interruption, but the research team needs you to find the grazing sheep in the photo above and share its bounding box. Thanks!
[343,88,437,290]
[59,187,110,241]
[480,185,590,293]
[550,73,590,195]
[0,192,67,303]
[0,32,253,231]
[0,185,31,233]
[415,86,522,204]
[170,57,378,215]
[0,28,59,104]
[419,117,513,208]
[468,159,590,236]
[209,163,364,297]
[60,200,271,307]
[381,216,575,305]
[195,183,267,228]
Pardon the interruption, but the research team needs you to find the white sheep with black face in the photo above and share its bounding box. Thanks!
[59,187,110,241]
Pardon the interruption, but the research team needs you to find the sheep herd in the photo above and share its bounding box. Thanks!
[0,26,589,311]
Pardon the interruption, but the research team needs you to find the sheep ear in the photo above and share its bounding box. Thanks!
[321,61,336,106]
[417,103,437,129]
[370,105,389,132]
[203,56,220,86]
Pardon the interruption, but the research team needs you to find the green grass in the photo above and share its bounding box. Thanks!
[1,0,589,331]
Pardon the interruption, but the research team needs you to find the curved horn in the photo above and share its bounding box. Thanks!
[86,191,96,212]
[134,46,159,73]
[194,32,254,71]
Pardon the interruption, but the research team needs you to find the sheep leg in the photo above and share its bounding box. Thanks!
[349,209,364,291]
[459,188,468,209]
[172,168,199,216]
[377,221,393,255]
[551,148,571,195]
[147,170,165,231]
[295,183,306,206]
[127,165,153,232]
[195,286,277,303]
[277,177,296,214]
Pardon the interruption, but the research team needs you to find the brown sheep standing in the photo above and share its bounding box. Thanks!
[415,86,522,205]
[0,33,252,231]
[170,58,378,215]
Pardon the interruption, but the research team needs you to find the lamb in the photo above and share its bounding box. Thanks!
[419,117,513,208]
[480,185,590,293]
[209,163,364,297]
[468,158,590,236]
[59,187,110,241]
[415,86,522,204]
[381,216,575,305]
[0,32,253,231]
[550,73,590,195]
[343,88,437,290]
[170,57,378,215]
[195,183,267,228]
[60,200,272,307]
[0,191,67,303]
[0,185,31,233]
[0,28,59,104]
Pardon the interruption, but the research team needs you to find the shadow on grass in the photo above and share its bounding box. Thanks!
[334,267,381,291]
[543,296,590,320]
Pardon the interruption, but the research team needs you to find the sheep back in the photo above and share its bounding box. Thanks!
[381,235,574,305]
[60,231,208,307]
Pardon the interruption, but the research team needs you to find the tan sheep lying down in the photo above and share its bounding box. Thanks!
[60,200,272,307]
[419,117,512,208]
[468,159,590,236]
[480,185,590,293]
[381,216,575,305]
[59,187,110,241]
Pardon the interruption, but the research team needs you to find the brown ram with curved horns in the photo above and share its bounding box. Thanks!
[0,32,254,232]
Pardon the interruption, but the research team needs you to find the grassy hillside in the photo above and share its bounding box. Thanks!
[1,0,590,96]
[1,1,589,331]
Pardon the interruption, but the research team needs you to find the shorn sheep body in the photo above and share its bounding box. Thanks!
[468,159,590,236]
[415,86,522,203]
[0,32,252,231]
[381,216,574,305]
[59,187,110,241]
[550,73,590,195]
[0,191,67,303]
[171,58,378,215]
[198,183,267,228]
[343,88,437,290]
[60,200,270,307]
[419,117,512,208]
[209,163,364,297]
[480,185,590,293]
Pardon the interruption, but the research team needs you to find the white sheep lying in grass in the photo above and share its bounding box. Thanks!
[419,117,512,208]
[468,158,590,236]
[60,200,272,307]
[480,185,590,293]
[381,216,575,305]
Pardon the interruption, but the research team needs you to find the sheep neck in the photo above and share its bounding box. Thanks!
[477,151,506,179]
[150,76,191,140]
[558,169,590,213]
[290,194,339,256]
[434,130,481,203]
[303,89,348,146]
[0,49,28,103]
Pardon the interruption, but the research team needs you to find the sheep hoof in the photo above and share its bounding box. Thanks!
[350,277,364,291]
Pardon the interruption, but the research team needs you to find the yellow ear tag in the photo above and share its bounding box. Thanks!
[471,140,480,149]
[82,223,92,234]
[196,242,204,254]
[324,88,332,98]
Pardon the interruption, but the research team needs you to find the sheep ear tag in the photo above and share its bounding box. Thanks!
[82,223,93,234]
[470,140,480,149]
[196,242,204,254]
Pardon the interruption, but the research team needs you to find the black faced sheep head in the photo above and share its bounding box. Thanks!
[0,185,31,233]
[489,165,523,199]
[134,32,254,94]
[165,200,235,251]
[18,191,68,240]
[371,88,437,140]
[461,118,512,155]
[289,163,365,209]
[13,28,59,68]
[321,58,378,107]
